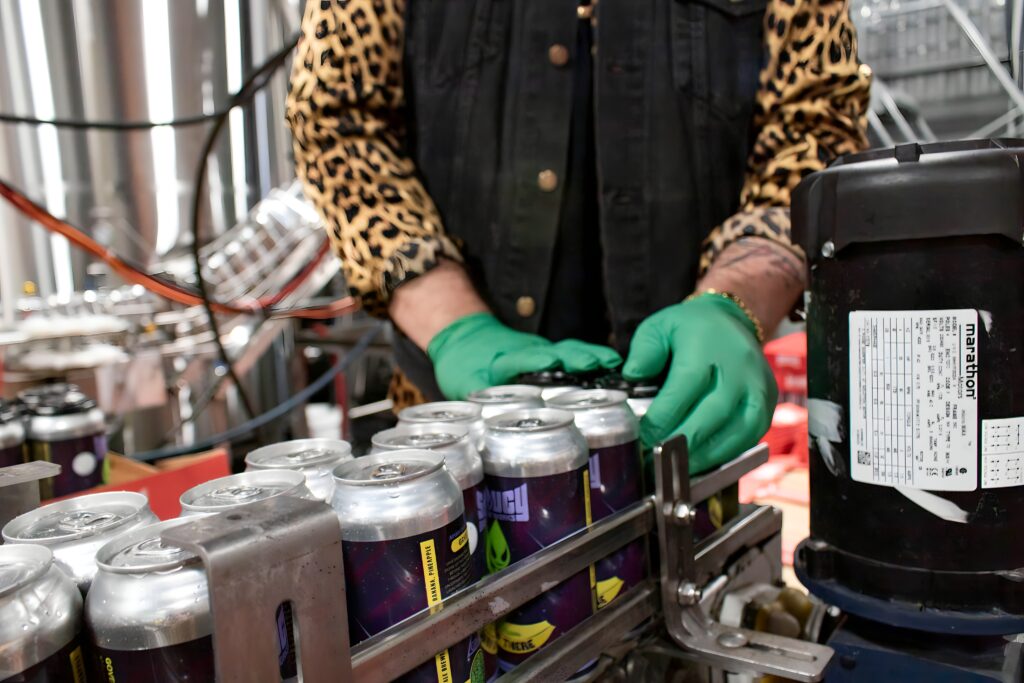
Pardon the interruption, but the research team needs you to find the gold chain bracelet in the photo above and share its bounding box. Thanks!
[687,288,766,344]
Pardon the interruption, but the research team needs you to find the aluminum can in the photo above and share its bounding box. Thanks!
[25,389,106,498]
[245,438,353,501]
[179,470,313,517]
[86,518,216,682]
[548,389,646,608]
[0,544,87,682]
[0,400,26,469]
[467,385,544,421]
[331,451,484,683]
[2,491,159,594]
[399,400,486,451]
[481,408,594,671]
[373,423,488,578]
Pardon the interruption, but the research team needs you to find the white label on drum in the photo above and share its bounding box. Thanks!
[849,310,978,491]
[981,417,1024,489]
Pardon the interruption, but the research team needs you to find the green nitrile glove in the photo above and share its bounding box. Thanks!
[623,294,777,474]
[427,312,622,400]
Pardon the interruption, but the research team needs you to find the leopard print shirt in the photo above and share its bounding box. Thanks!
[286,0,870,317]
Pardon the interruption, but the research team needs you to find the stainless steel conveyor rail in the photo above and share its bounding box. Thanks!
[132,438,830,682]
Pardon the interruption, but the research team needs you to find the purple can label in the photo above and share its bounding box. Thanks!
[484,468,595,670]
[0,443,25,469]
[3,636,87,683]
[277,602,298,680]
[31,434,107,498]
[589,441,647,608]
[462,483,487,581]
[344,517,484,683]
[93,636,213,683]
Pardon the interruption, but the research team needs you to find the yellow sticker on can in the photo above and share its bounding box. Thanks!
[69,646,86,683]
[420,538,442,614]
[434,648,454,683]
[497,620,556,654]
[481,622,498,655]
[596,576,624,609]
[451,528,469,553]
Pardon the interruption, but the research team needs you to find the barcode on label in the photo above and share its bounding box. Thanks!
[856,451,871,466]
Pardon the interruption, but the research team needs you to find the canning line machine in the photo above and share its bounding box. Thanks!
[0,437,830,682]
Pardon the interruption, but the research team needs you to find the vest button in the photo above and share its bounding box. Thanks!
[516,296,536,318]
[537,169,559,192]
[548,43,570,67]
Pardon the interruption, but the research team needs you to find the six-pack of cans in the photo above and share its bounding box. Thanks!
[0,385,663,682]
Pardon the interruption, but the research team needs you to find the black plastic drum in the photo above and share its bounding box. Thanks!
[792,140,1024,634]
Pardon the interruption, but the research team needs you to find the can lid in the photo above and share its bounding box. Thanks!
[372,423,468,451]
[246,438,353,470]
[547,388,629,411]
[30,390,97,416]
[2,492,148,544]
[180,470,307,512]
[468,384,543,404]
[97,519,197,573]
[398,401,482,424]
[333,450,444,486]
[0,545,52,597]
[485,407,574,433]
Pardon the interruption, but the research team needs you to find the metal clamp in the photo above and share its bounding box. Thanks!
[654,436,834,682]
[0,461,61,530]
[161,496,352,683]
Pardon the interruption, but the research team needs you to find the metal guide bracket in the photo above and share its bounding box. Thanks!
[161,496,351,683]
[0,461,60,530]
[654,437,834,682]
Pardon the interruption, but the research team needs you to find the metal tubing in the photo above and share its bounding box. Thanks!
[506,583,660,682]
[351,497,656,682]
[162,496,352,683]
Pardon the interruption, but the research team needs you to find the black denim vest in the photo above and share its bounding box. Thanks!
[397,0,766,397]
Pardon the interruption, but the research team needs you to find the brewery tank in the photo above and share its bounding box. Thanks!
[0,0,300,304]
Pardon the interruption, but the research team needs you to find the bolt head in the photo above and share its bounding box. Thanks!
[821,241,836,258]
[673,502,696,524]
[677,582,701,605]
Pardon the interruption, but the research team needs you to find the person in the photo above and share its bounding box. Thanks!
[286,0,869,474]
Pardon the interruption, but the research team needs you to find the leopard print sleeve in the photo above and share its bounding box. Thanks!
[286,0,463,317]
[700,0,871,272]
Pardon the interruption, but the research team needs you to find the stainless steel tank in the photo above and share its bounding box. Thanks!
[0,0,301,303]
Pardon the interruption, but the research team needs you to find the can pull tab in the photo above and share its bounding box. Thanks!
[210,486,264,502]
[407,433,454,447]
[134,537,186,559]
[372,463,408,480]
[58,511,118,532]
[287,449,330,463]
[514,418,544,429]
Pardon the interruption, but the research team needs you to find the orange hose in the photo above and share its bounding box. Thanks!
[0,180,359,320]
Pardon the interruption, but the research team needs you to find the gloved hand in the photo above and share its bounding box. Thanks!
[428,312,622,399]
[623,293,777,474]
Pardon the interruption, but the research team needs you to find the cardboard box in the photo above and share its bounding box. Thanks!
[54,450,231,520]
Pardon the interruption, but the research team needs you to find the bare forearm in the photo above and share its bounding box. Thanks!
[388,260,490,350]
[697,238,806,339]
